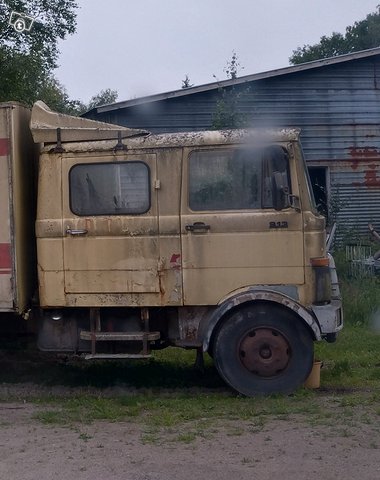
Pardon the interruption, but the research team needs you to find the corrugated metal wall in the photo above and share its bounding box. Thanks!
[89,56,380,240]
[330,165,380,241]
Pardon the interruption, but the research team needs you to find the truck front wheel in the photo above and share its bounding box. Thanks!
[213,303,314,396]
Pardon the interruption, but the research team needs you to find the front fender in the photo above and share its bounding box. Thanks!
[200,288,322,352]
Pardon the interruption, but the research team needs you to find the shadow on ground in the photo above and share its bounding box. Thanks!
[0,335,225,390]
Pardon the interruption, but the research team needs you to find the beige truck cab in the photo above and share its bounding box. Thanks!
[32,102,342,396]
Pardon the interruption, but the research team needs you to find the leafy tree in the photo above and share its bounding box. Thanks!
[0,47,44,102]
[212,86,247,130]
[212,51,248,129]
[36,76,85,115]
[36,81,119,115]
[290,6,380,64]
[0,2,117,115]
[0,0,77,105]
[0,0,77,70]
[85,88,119,111]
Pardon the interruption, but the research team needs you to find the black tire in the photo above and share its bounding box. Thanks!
[213,303,314,396]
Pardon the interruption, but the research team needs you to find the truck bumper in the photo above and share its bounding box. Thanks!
[311,299,343,336]
[310,252,344,338]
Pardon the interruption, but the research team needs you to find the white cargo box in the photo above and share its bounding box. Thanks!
[0,103,37,312]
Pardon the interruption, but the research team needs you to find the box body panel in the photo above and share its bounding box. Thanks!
[0,103,37,313]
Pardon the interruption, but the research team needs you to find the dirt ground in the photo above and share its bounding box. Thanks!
[0,385,379,480]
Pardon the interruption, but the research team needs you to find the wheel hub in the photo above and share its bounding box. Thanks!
[239,328,290,377]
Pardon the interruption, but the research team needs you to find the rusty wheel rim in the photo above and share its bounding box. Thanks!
[238,328,291,377]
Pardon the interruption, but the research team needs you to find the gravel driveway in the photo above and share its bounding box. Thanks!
[0,385,379,480]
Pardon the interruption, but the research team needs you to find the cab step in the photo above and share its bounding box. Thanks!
[84,307,158,357]
[79,331,160,342]
[83,353,152,360]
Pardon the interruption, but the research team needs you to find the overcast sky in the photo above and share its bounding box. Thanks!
[55,0,380,103]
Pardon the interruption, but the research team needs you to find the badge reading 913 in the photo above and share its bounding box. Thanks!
[269,221,289,229]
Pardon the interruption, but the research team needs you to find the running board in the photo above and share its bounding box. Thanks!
[83,353,151,360]
[79,331,160,342]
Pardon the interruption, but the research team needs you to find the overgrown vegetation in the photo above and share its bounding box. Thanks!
[212,51,249,129]
[314,251,380,392]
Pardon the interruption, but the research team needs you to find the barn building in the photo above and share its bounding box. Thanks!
[84,47,380,240]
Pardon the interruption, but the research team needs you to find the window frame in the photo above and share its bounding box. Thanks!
[69,160,151,217]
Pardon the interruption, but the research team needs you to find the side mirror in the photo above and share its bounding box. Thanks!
[272,171,290,211]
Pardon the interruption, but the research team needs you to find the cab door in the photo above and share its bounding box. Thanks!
[62,153,160,301]
[180,144,304,305]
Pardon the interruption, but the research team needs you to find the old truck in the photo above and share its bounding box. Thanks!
[0,101,343,396]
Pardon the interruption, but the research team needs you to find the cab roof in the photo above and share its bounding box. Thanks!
[32,101,300,153]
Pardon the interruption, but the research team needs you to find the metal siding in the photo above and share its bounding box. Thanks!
[243,60,380,163]
[330,165,380,240]
[98,93,217,133]
[91,58,380,160]
[89,56,380,239]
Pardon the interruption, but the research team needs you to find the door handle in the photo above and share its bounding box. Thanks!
[66,227,88,236]
[185,222,211,232]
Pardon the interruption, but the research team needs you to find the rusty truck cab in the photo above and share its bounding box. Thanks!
[33,102,342,396]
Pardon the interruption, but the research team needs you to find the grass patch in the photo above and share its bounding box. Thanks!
[315,271,380,391]
[28,389,325,444]
[2,332,379,443]
[30,390,318,427]
[1,256,380,442]
[315,324,380,389]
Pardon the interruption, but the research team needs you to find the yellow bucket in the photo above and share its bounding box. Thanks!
[304,360,322,389]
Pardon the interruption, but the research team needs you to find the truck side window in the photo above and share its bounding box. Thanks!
[69,162,150,216]
[189,146,290,211]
